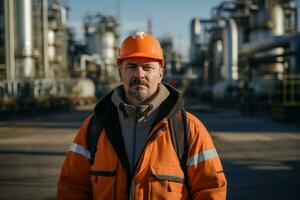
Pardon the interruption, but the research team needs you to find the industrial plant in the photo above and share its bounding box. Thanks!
[0,0,120,113]
[189,0,300,119]
[0,0,299,120]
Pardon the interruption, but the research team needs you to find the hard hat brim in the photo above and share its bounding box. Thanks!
[117,53,164,66]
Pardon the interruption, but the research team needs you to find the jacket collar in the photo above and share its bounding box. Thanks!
[111,83,170,122]
[94,82,185,122]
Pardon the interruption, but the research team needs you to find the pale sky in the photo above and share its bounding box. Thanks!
[65,0,300,61]
[65,0,223,61]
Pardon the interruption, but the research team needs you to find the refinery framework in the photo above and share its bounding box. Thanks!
[0,0,120,113]
[189,0,300,119]
[0,0,300,120]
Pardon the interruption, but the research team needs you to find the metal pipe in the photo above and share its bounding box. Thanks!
[190,18,201,63]
[4,0,15,80]
[272,3,285,36]
[61,7,67,26]
[15,0,35,79]
[214,1,239,19]
[49,2,68,73]
[51,3,67,26]
[43,0,49,78]
[239,33,300,56]
[80,54,103,78]
[222,18,238,81]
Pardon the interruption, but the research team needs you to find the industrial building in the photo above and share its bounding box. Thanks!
[0,0,120,112]
[0,0,299,120]
[81,14,119,99]
[190,0,300,118]
[0,0,70,111]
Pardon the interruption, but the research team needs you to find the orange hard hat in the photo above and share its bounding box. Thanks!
[117,32,164,67]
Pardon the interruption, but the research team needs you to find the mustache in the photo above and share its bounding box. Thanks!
[129,79,150,87]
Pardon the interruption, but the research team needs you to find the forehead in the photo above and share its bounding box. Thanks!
[121,59,160,67]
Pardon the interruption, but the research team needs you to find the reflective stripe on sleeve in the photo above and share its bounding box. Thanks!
[187,148,219,166]
[69,143,91,160]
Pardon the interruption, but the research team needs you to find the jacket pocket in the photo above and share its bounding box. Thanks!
[149,164,186,200]
[90,161,117,200]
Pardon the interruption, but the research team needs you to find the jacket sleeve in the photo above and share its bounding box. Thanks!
[57,116,93,200]
[186,112,227,200]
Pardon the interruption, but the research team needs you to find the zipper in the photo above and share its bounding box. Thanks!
[128,123,167,200]
[133,111,138,169]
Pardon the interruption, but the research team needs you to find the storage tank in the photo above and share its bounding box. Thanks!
[48,30,55,61]
[84,15,118,65]
[72,78,96,105]
[101,31,116,63]
[248,1,286,75]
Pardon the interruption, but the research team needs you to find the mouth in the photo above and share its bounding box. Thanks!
[131,84,148,91]
[130,80,149,88]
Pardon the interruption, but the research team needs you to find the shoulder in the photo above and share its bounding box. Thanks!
[80,114,94,132]
[73,114,94,148]
[185,111,210,143]
[185,111,207,131]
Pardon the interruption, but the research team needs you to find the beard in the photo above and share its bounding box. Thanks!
[128,79,151,100]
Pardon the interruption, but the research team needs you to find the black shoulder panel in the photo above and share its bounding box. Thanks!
[87,114,103,164]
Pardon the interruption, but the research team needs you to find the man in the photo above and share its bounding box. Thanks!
[57,32,227,199]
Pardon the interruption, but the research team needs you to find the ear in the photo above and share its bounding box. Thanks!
[118,65,123,82]
[159,66,164,82]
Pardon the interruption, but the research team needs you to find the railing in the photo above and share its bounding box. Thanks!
[0,79,74,99]
[267,74,300,107]
[283,75,300,106]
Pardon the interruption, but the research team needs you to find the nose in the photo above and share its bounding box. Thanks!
[135,66,145,78]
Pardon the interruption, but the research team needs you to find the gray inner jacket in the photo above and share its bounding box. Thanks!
[111,83,170,171]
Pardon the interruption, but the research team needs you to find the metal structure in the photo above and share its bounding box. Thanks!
[191,0,300,116]
[83,14,120,94]
[0,0,71,112]
[190,18,202,66]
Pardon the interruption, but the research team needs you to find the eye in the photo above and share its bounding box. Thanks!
[125,64,137,70]
[142,65,154,71]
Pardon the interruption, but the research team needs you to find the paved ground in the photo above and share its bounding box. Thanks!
[193,109,300,200]
[0,105,299,200]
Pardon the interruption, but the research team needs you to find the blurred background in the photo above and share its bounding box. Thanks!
[0,0,299,199]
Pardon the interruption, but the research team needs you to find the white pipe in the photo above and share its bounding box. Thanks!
[15,0,35,78]
[51,3,67,26]
[222,18,238,81]
[272,4,284,36]
[4,0,15,80]
[61,7,67,26]
[230,19,238,81]
[239,34,299,56]
[80,54,103,78]
[15,0,33,54]
[43,0,50,78]
[50,3,68,71]
[190,18,202,63]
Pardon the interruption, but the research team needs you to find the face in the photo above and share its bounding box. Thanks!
[119,59,163,105]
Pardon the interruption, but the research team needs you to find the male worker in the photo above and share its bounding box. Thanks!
[57,32,227,199]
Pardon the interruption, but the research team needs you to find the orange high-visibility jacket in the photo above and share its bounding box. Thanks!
[57,84,227,200]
